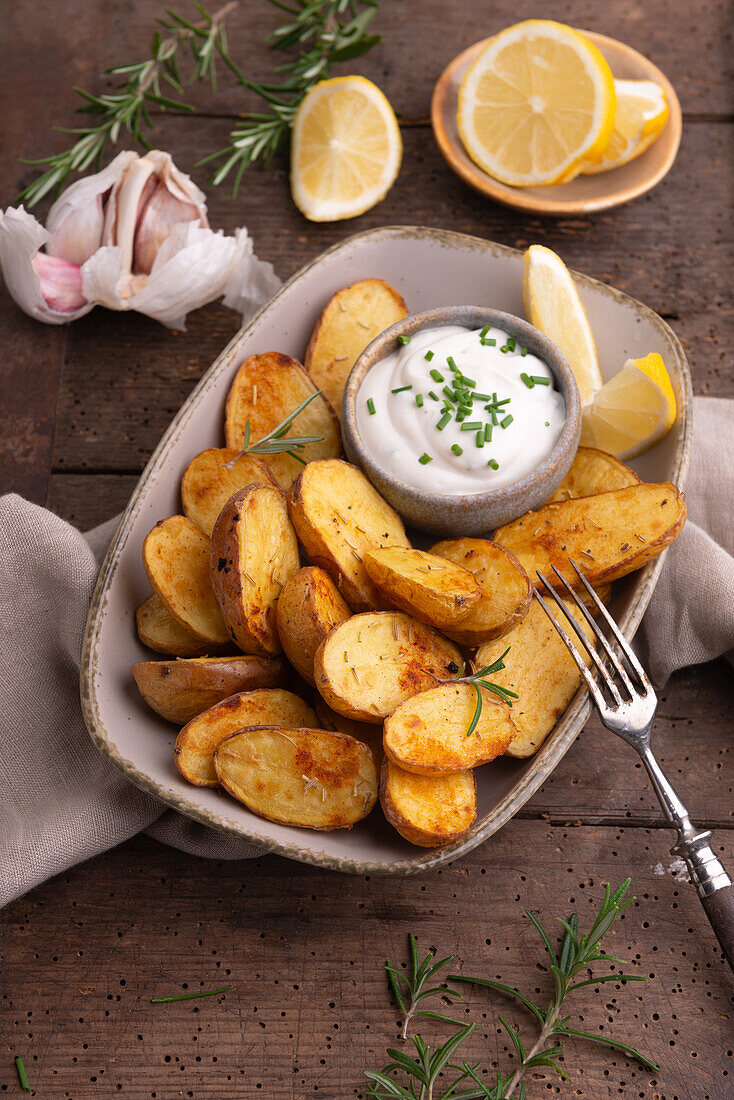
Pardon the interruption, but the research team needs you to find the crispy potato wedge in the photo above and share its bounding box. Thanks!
[287,459,410,611]
[143,516,229,645]
[131,654,286,724]
[135,594,230,657]
[476,599,595,758]
[214,727,378,830]
[181,448,274,536]
[174,688,317,786]
[224,352,341,489]
[493,483,686,590]
[547,447,640,503]
[313,611,462,724]
[429,538,532,646]
[383,683,515,775]
[314,699,384,760]
[304,278,408,419]
[275,566,351,684]
[210,485,300,656]
[363,547,481,630]
[380,759,476,848]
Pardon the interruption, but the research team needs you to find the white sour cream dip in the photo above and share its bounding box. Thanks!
[356,324,565,494]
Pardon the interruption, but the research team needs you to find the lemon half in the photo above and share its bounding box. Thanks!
[457,20,616,187]
[580,353,677,458]
[290,76,402,222]
[583,79,669,174]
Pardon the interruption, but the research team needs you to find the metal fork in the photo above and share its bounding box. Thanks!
[535,560,734,972]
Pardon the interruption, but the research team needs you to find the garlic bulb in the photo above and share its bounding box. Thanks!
[0,150,279,329]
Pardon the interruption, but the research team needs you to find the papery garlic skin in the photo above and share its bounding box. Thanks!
[0,206,93,324]
[46,150,137,266]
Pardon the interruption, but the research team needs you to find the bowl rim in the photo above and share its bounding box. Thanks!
[341,305,581,514]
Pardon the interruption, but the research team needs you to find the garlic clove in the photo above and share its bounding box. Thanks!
[103,155,157,273]
[0,206,93,324]
[132,179,200,275]
[46,149,137,266]
[32,253,87,312]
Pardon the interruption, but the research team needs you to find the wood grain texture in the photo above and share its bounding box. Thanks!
[2,2,733,1097]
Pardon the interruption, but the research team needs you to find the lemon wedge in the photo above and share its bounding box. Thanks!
[523,245,602,406]
[457,20,616,187]
[583,79,669,174]
[581,353,677,458]
[290,76,402,222]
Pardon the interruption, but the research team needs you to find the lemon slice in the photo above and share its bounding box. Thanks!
[457,20,615,187]
[523,245,602,406]
[290,76,402,222]
[581,353,677,458]
[583,79,669,174]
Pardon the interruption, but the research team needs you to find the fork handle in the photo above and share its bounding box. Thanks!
[701,886,734,970]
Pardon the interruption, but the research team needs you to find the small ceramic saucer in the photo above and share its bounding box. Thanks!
[431,29,682,216]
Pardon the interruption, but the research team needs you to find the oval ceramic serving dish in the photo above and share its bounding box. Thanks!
[81,225,692,875]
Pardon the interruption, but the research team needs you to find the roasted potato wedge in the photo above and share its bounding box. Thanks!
[547,447,640,503]
[174,688,317,786]
[313,611,462,724]
[275,566,351,684]
[143,516,229,645]
[363,547,481,630]
[476,599,595,758]
[380,759,476,848]
[214,727,378,830]
[131,654,286,724]
[493,483,686,589]
[181,448,274,536]
[314,699,384,759]
[383,683,515,775]
[304,278,408,419]
[135,593,230,657]
[287,459,410,611]
[224,351,341,489]
[210,485,300,656]
[429,538,532,646]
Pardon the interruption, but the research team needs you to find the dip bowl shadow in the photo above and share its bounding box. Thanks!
[341,306,581,536]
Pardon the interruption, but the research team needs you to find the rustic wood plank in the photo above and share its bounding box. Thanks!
[1,826,731,1099]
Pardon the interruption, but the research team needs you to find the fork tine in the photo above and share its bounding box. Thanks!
[536,573,622,706]
[532,589,608,711]
[548,564,636,699]
[568,560,654,695]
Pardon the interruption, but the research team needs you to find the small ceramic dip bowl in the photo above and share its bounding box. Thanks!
[342,306,581,536]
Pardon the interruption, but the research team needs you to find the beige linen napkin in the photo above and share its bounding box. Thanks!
[0,397,731,908]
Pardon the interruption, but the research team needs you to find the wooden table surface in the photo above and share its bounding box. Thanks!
[1,2,732,1097]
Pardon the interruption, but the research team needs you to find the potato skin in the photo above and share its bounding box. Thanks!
[313,611,463,724]
[181,448,274,536]
[275,566,351,684]
[143,516,229,644]
[287,459,410,611]
[380,759,476,848]
[363,547,481,630]
[546,447,641,503]
[224,351,341,488]
[131,655,287,724]
[304,278,408,420]
[314,699,384,760]
[383,683,515,775]
[174,688,318,786]
[136,594,232,657]
[214,726,378,830]
[210,484,300,656]
[494,482,687,589]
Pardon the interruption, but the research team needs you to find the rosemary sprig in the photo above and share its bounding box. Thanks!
[18,3,238,206]
[225,389,325,467]
[387,932,465,1040]
[150,985,232,1002]
[447,649,519,737]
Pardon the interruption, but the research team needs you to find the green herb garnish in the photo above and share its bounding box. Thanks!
[506,336,516,352]
[488,458,499,470]
[484,423,492,442]
[530,375,551,386]
[398,334,411,345]
[424,350,435,361]
[446,356,457,371]
[436,411,452,431]
[451,443,463,456]
[521,346,528,356]
[481,337,497,347]
[500,414,514,429]
[460,420,483,432]
[14,1057,30,1092]
[151,986,232,1003]
[391,384,412,394]
[367,397,376,415]
[521,373,534,389]
[429,368,445,383]
[480,324,491,338]
[228,390,324,467]
[415,394,424,408]
[476,430,485,448]
[418,453,433,465]
[428,390,440,401]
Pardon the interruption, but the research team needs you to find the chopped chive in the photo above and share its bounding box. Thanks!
[391,384,412,394]
[446,356,457,371]
[521,347,528,357]
[500,414,514,429]
[476,430,485,448]
[530,375,551,386]
[436,411,452,431]
[472,391,492,402]
[520,373,534,389]
[428,390,440,401]
[415,393,424,407]
[442,398,456,411]
[151,986,232,1003]
[490,409,498,425]
[545,420,550,427]
[484,423,492,442]
[460,421,483,432]
[424,349,434,361]
[398,334,411,345]
[507,337,516,352]
[458,375,476,388]
[480,324,491,338]
[429,368,445,383]
[481,338,497,347]
[456,409,467,422]
[500,345,509,353]
[487,458,499,470]
[451,443,463,456]
[15,1057,30,1092]
[366,397,375,415]
[442,385,457,402]
[419,452,433,465]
